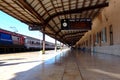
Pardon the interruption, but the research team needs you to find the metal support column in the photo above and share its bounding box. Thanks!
[60,42,62,51]
[55,39,57,52]
[42,29,45,54]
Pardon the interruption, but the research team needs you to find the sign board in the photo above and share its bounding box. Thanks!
[61,19,70,30]
[29,25,41,30]
[61,18,92,30]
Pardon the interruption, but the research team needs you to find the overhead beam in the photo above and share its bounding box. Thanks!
[45,3,109,23]
[61,31,86,39]
[66,39,79,46]
[64,35,82,39]
[55,29,62,35]
[18,0,56,33]
[18,0,64,41]
[64,36,82,44]
[18,0,44,23]
[63,35,82,45]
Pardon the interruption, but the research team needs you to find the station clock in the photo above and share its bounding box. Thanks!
[61,19,69,30]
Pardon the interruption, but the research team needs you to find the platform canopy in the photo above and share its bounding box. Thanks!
[0,0,109,46]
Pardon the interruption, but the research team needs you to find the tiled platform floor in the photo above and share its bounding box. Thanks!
[0,49,120,80]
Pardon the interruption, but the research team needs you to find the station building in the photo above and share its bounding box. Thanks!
[1,0,120,80]
[77,0,120,56]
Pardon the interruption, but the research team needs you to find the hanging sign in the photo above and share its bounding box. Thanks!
[61,18,92,30]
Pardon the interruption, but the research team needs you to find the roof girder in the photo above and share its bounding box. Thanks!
[45,3,109,23]
[0,0,109,46]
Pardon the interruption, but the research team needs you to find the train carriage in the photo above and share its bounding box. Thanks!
[24,36,41,50]
[0,29,55,53]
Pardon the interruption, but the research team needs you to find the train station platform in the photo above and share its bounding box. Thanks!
[0,49,120,80]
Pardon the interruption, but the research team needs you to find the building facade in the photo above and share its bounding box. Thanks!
[78,0,120,56]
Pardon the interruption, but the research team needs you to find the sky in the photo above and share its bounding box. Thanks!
[0,11,56,43]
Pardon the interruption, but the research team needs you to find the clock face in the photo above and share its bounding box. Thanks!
[63,22,67,27]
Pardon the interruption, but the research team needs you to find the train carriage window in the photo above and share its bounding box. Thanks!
[36,42,40,45]
[32,41,34,44]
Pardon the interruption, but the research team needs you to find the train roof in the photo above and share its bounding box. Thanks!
[0,28,54,44]
[0,28,38,39]
[0,28,23,37]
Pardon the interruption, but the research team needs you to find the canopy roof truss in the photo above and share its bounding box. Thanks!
[0,0,109,45]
